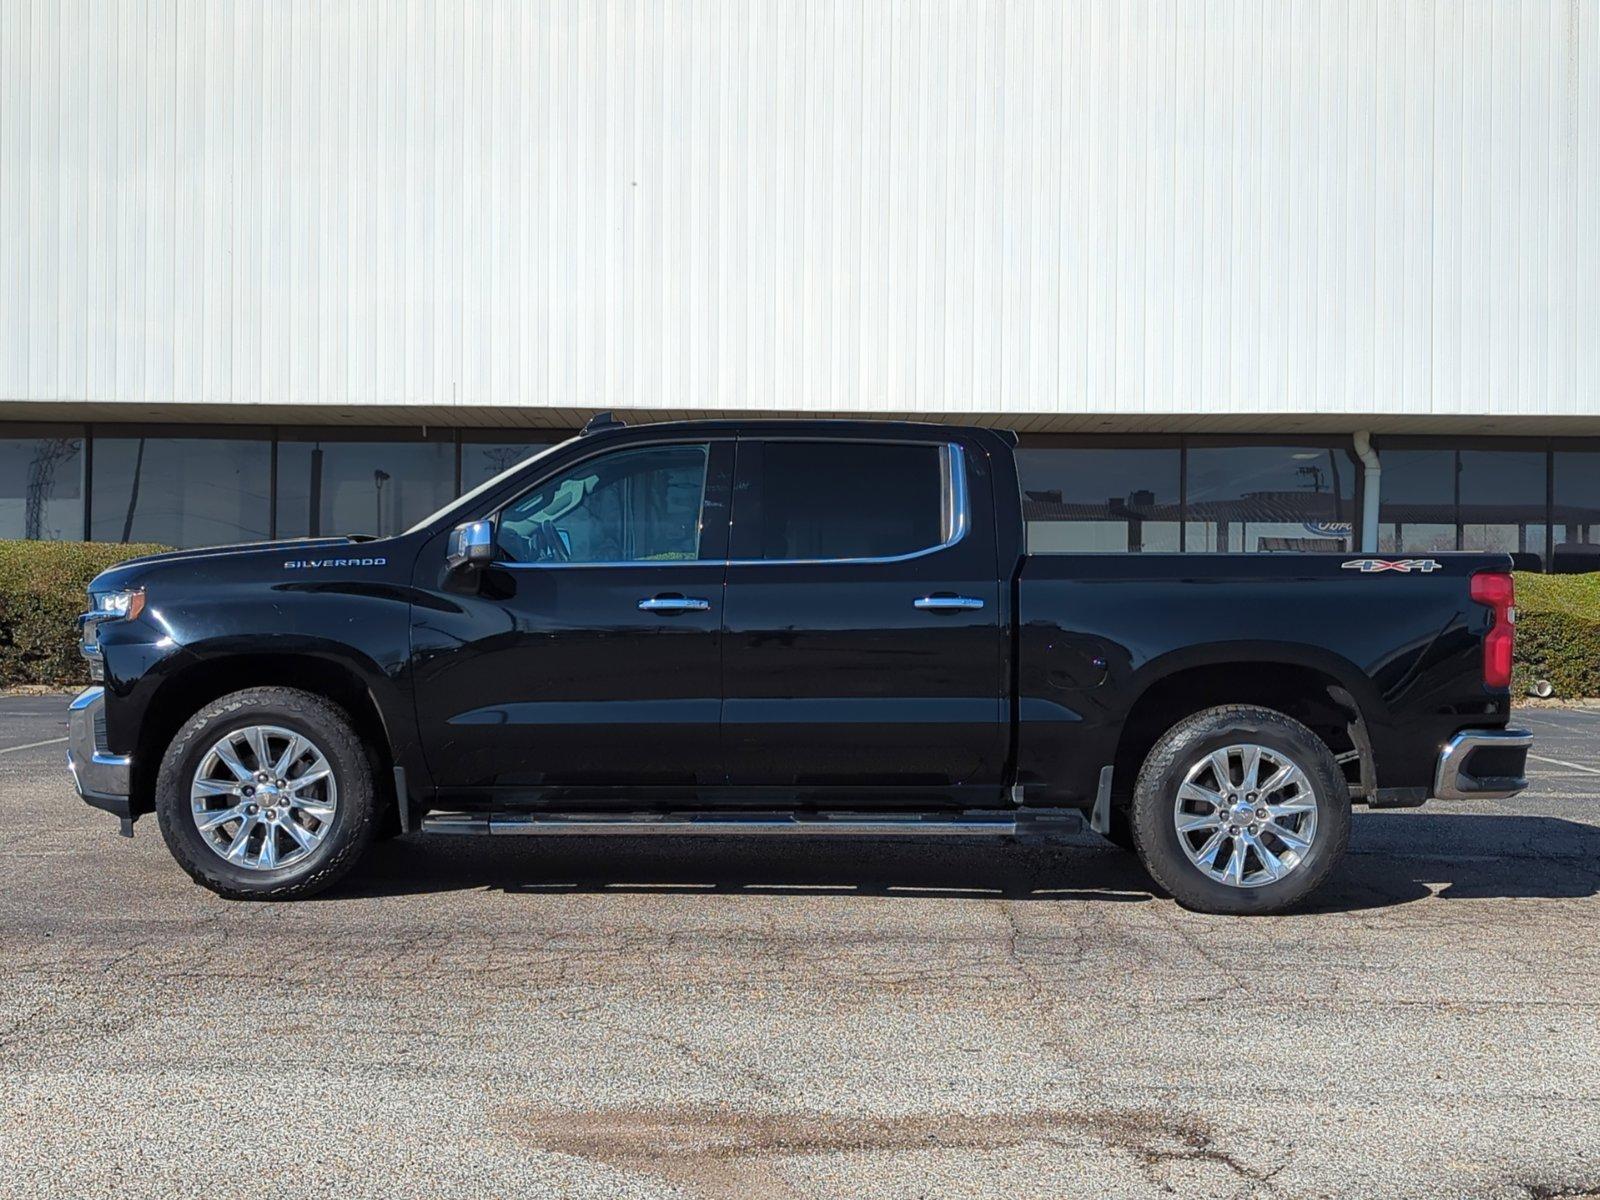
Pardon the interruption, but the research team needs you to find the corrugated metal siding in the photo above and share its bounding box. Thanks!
[1,0,1596,419]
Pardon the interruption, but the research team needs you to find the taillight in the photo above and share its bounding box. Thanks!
[1470,571,1515,689]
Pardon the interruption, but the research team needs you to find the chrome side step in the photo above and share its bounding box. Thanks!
[419,810,1084,837]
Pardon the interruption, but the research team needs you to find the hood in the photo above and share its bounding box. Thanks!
[88,536,373,591]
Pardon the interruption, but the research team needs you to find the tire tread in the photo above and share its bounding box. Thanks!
[154,686,376,900]
[1129,704,1351,915]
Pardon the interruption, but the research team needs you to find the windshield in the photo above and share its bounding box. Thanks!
[405,438,575,534]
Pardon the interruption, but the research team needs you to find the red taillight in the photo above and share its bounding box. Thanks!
[1471,571,1516,689]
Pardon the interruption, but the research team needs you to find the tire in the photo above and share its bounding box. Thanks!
[1129,704,1350,916]
[155,687,379,900]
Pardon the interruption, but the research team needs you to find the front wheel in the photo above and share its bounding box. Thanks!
[154,687,378,900]
[1129,705,1350,915]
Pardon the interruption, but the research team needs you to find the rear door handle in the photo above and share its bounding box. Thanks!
[638,595,711,613]
[913,595,985,611]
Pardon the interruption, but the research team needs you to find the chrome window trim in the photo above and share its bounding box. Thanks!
[488,436,970,570]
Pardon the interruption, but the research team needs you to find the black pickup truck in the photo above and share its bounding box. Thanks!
[68,417,1532,914]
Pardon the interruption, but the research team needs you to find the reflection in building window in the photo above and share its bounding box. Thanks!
[91,436,270,548]
[1380,448,1550,568]
[0,435,84,540]
[1018,447,1181,553]
[276,438,455,539]
[1552,452,1600,573]
[461,441,556,490]
[1185,446,1355,553]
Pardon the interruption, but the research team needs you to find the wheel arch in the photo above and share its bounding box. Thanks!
[1110,644,1379,810]
[131,650,398,820]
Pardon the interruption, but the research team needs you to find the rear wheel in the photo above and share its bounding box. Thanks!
[155,687,378,900]
[1129,705,1350,915]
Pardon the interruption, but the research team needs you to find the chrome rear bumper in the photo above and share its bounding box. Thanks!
[66,686,134,825]
[1432,728,1532,801]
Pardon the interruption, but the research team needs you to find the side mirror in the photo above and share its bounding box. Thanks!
[445,519,496,572]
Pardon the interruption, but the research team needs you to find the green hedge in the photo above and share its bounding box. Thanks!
[0,541,170,687]
[1513,572,1600,700]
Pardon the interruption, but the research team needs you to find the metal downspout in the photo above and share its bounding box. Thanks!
[1353,431,1381,553]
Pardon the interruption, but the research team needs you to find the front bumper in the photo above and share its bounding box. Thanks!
[66,686,135,823]
[1432,727,1533,801]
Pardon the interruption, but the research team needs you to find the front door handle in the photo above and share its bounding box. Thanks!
[638,595,711,613]
[913,595,985,611]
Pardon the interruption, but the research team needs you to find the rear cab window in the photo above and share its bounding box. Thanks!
[730,440,959,562]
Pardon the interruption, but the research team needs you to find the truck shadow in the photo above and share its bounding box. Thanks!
[328,812,1600,912]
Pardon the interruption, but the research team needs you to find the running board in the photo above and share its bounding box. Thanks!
[419,810,1085,837]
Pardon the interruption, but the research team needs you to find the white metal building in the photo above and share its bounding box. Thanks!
[0,1,1597,560]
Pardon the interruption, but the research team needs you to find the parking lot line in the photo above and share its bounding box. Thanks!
[1528,752,1600,776]
[0,736,67,756]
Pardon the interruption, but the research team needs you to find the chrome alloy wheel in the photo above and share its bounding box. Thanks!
[190,725,338,870]
[1172,743,1318,889]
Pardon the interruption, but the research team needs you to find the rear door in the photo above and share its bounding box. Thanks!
[719,435,1007,794]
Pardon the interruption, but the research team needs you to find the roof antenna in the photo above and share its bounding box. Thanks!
[581,411,627,436]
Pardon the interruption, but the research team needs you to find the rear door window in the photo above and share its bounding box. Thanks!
[731,441,948,562]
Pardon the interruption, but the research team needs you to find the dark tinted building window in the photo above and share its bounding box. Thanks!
[733,441,944,561]
[0,433,84,540]
[276,434,455,539]
[461,438,560,490]
[1186,445,1356,552]
[1378,449,1457,554]
[1017,446,1180,552]
[1459,449,1547,564]
[1380,447,1549,566]
[1553,451,1600,573]
[91,435,270,548]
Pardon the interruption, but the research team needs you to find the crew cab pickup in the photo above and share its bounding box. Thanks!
[69,417,1532,914]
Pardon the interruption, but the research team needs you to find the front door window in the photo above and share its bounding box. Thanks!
[496,444,710,564]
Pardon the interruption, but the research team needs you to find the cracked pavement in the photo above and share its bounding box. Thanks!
[2,694,1599,1198]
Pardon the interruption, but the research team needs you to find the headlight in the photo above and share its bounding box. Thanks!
[89,587,146,622]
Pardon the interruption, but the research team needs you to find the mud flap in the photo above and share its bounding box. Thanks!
[1090,765,1113,834]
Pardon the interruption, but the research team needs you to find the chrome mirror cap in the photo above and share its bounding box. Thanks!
[445,519,495,571]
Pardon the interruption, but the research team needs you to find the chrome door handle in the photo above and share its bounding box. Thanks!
[638,596,711,613]
[913,595,985,611]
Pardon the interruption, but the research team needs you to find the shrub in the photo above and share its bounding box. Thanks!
[0,541,170,687]
[1513,571,1600,700]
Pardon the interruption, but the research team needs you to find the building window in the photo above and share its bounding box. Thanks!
[276,433,456,539]
[0,431,84,540]
[1185,445,1356,553]
[1459,449,1547,566]
[1380,447,1550,568]
[1017,446,1180,552]
[1552,451,1600,573]
[1378,449,1457,555]
[460,437,559,491]
[91,434,271,548]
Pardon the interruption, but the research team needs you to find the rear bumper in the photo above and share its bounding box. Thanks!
[66,686,134,820]
[1432,727,1532,801]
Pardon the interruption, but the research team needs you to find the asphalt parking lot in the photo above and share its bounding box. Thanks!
[2,695,1598,1199]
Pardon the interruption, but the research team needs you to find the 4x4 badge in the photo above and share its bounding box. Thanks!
[1341,558,1441,574]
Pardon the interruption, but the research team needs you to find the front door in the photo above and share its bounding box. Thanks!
[719,436,1007,797]
[410,438,733,795]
